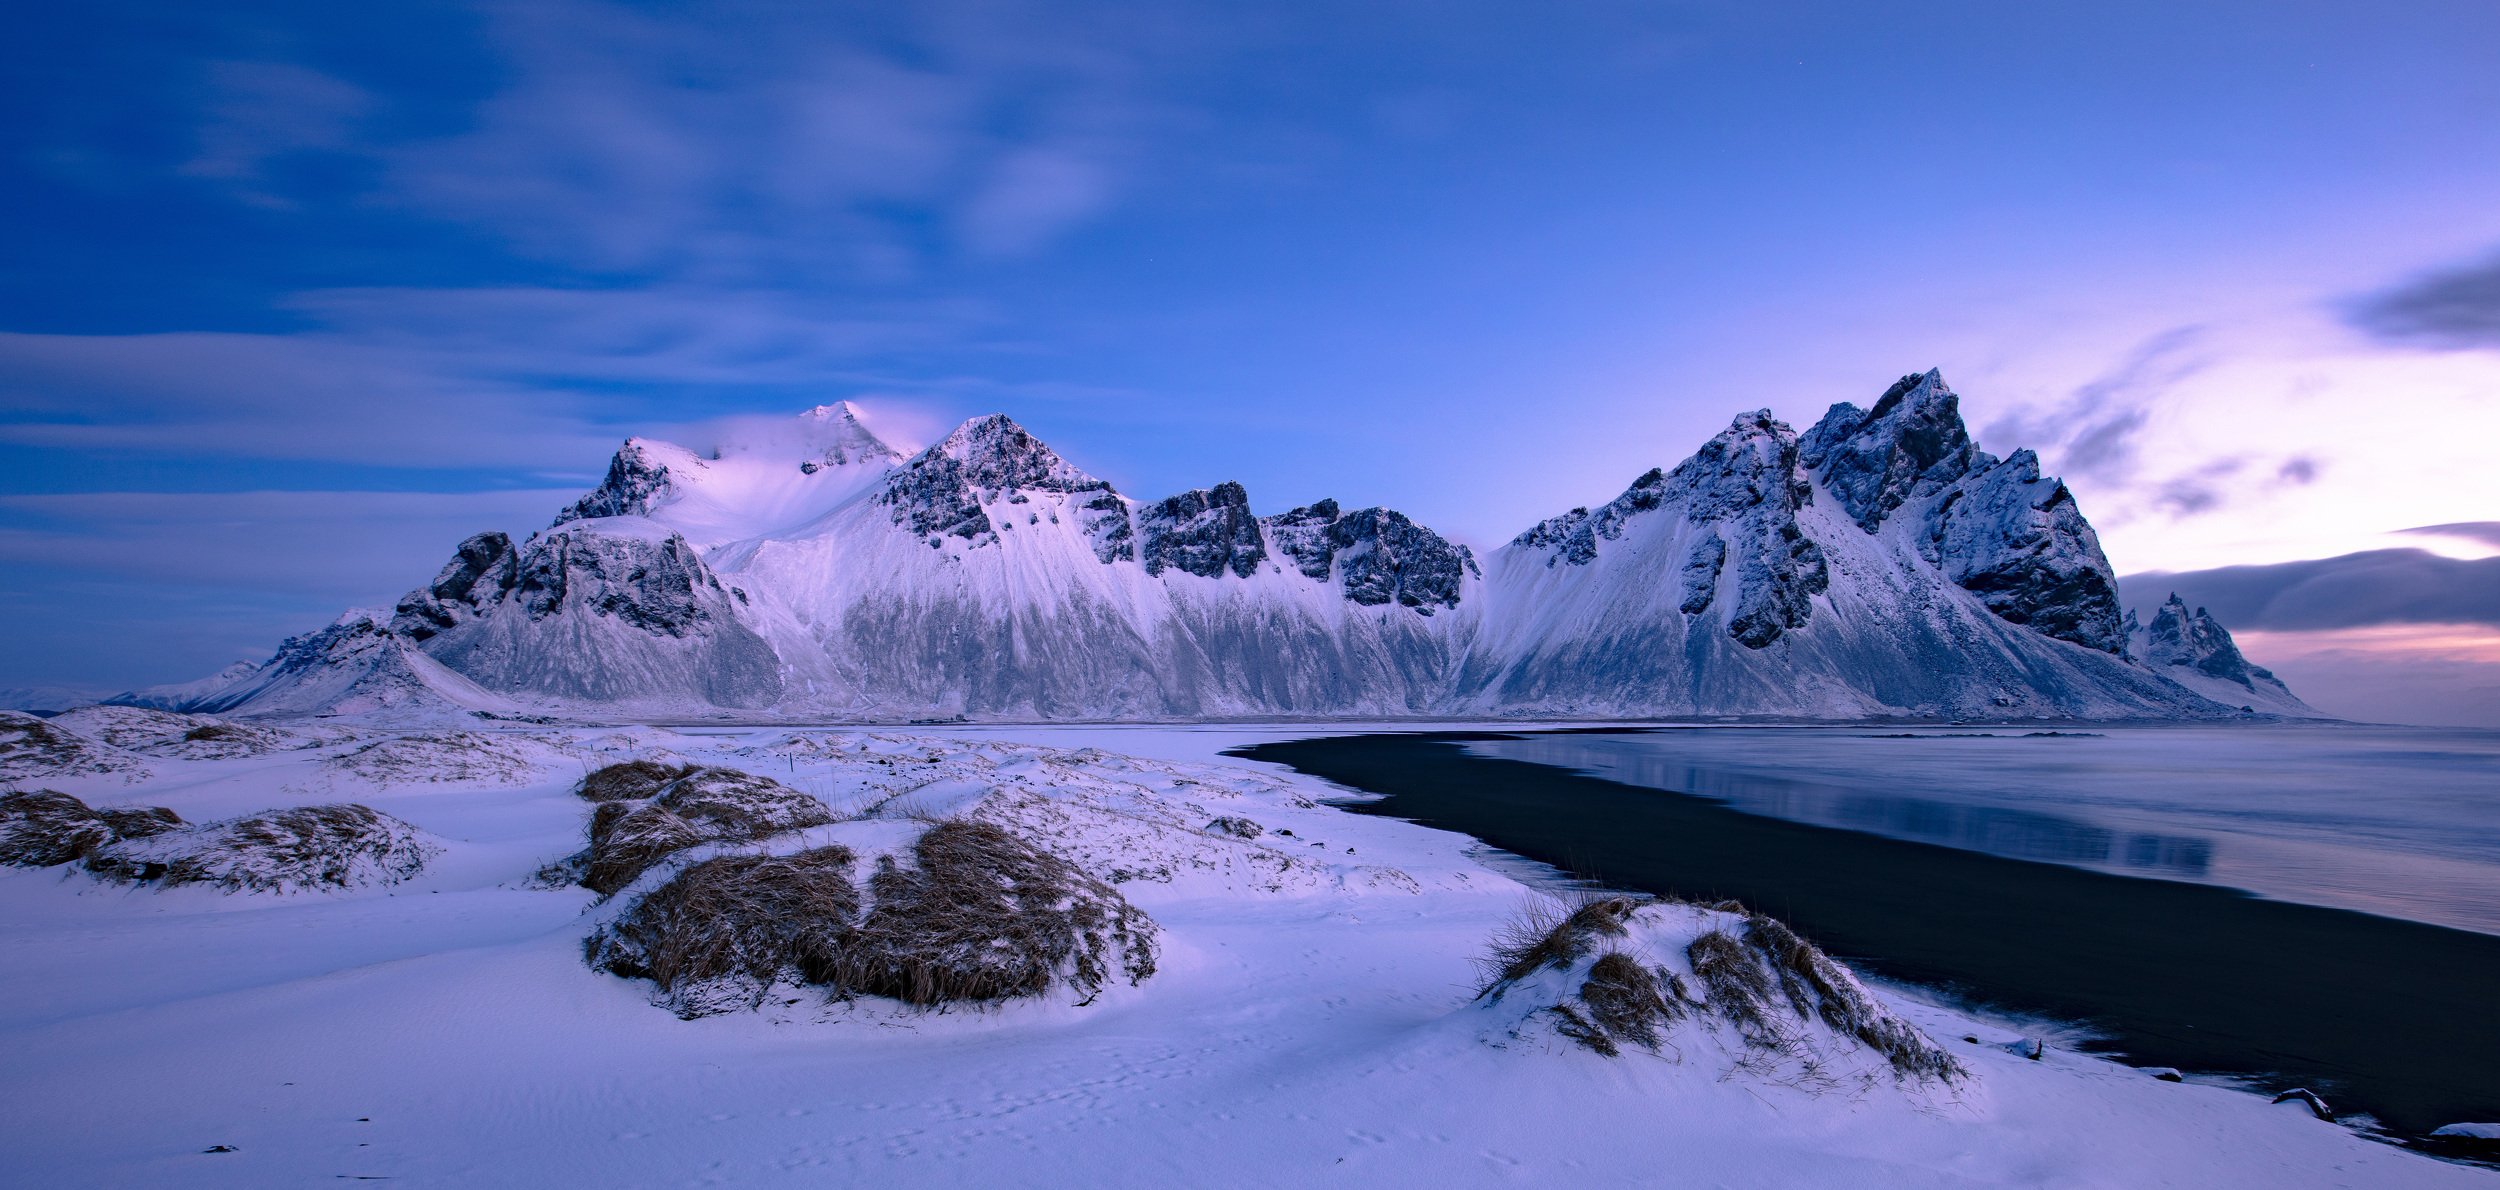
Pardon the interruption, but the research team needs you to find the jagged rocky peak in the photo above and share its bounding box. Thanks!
[1675,410,1827,647]
[1261,499,1477,613]
[1923,448,2125,653]
[390,520,783,708]
[2141,594,2276,687]
[1139,482,1267,579]
[393,532,519,641]
[556,439,675,525]
[879,414,1134,562]
[1513,410,1826,648]
[1802,369,1981,533]
[402,521,740,641]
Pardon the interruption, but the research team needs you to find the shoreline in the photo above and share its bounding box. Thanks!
[1236,729,2500,1143]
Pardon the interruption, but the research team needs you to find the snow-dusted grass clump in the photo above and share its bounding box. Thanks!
[586,821,1159,1018]
[578,766,838,895]
[84,803,440,893]
[1477,893,1963,1088]
[319,730,557,787]
[45,705,306,759]
[586,845,863,1019]
[846,819,1159,1007]
[0,711,149,783]
[575,758,698,802]
[0,790,184,867]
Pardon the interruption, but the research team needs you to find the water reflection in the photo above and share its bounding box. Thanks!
[1488,740,2214,878]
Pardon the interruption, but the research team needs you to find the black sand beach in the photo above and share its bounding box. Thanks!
[1237,731,2500,1140]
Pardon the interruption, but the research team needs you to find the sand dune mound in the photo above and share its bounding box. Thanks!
[85,803,440,893]
[0,790,184,867]
[587,820,1159,1019]
[1477,894,1962,1088]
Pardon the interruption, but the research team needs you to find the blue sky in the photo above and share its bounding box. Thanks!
[6,0,2500,721]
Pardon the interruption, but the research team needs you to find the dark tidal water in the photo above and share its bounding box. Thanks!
[1236,730,2500,1142]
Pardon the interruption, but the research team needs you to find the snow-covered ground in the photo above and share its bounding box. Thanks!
[0,716,2484,1187]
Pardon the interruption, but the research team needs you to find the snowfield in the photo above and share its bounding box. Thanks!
[0,717,2479,1188]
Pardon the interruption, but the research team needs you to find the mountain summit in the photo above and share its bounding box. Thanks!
[134,376,2312,722]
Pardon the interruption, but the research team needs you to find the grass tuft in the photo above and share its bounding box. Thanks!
[1,790,184,867]
[586,846,860,1018]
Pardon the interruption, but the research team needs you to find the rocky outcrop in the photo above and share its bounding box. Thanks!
[392,532,520,641]
[1139,482,1267,579]
[1801,370,1977,533]
[1801,371,2124,654]
[879,415,1135,563]
[402,522,783,709]
[1514,410,1827,648]
[2137,593,2295,701]
[1264,500,1477,613]
[1924,451,2125,653]
[554,440,674,525]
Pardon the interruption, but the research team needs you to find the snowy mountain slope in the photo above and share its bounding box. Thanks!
[143,610,524,723]
[717,415,1478,717]
[390,517,783,710]
[141,372,2305,721]
[552,401,904,549]
[2130,594,2318,716]
[107,661,259,711]
[1458,381,2211,718]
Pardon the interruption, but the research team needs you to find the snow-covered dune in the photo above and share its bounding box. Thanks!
[0,722,2465,1187]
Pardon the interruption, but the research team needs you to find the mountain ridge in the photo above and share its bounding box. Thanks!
[121,371,2316,723]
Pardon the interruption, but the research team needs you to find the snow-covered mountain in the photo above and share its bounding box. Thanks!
[131,376,2312,721]
[2127,593,2315,716]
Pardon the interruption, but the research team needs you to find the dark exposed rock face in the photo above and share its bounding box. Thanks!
[1519,410,1827,647]
[555,441,673,526]
[1679,533,1727,615]
[395,523,784,708]
[1138,482,1268,579]
[1801,370,1978,533]
[1684,412,1829,648]
[1923,450,2125,653]
[392,532,519,641]
[1263,499,1477,613]
[1264,499,1344,580]
[879,415,1135,563]
[2141,594,2277,688]
[513,530,723,637]
[1793,370,2124,654]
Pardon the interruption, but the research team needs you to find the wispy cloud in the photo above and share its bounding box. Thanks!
[371,0,1181,277]
[180,60,373,207]
[0,488,576,601]
[2344,245,2500,351]
[1980,325,2209,485]
[2399,521,2500,550]
[2123,549,2500,631]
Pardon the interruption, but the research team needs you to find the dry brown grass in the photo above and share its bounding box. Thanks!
[838,820,1160,1008]
[1475,893,1642,995]
[578,767,837,895]
[84,803,435,893]
[1739,914,1962,1081]
[587,820,1161,1017]
[0,790,183,867]
[1685,916,1963,1082]
[585,845,860,1018]
[577,760,697,803]
[1578,950,1683,1053]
